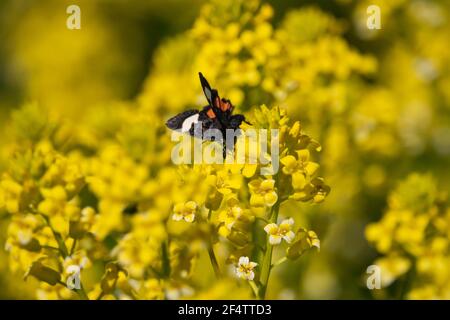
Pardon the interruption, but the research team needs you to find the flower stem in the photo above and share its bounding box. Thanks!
[58,280,89,300]
[208,244,222,278]
[258,201,280,299]
[70,239,77,256]
[271,256,287,268]
[258,244,273,299]
[42,214,89,300]
[249,280,259,297]
[161,241,171,278]
[96,291,106,301]
[41,245,60,251]
[75,283,89,300]
[41,214,69,257]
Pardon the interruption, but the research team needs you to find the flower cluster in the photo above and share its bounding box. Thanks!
[1,142,98,299]
[1,0,448,300]
[0,0,331,300]
[164,104,327,291]
[0,100,328,301]
[366,174,450,299]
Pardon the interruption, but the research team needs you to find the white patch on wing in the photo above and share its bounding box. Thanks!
[181,114,199,133]
[204,87,212,103]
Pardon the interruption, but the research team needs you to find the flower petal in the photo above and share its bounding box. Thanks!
[185,201,197,210]
[269,235,282,245]
[305,162,320,176]
[283,231,296,243]
[260,179,275,191]
[242,164,258,178]
[239,256,249,266]
[250,194,265,207]
[264,192,278,207]
[280,218,294,227]
[264,223,278,234]
[296,149,310,162]
[184,213,195,223]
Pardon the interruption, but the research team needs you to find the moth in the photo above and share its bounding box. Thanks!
[166,72,250,157]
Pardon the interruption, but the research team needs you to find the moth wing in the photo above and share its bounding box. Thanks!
[229,114,247,130]
[199,72,220,107]
[165,109,199,130]
[220,99,233,112]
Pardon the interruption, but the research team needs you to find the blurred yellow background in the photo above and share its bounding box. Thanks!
[0,0,449,299]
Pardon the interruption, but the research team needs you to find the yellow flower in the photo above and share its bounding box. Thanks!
[80,207,97,230]
[281,150,322,196]
[209,169,242,195]
[248,178,278,207]
[281,150,319,177]
[99,262,129,297]
[290,177,330,203]
[0,178,23,213]
[63,251,91,273]
[114,233,161,278]
[136,279,165,300]
[36,282,74,300]
[0,0,337,300]
[218,196,243,231]
[366,174,450,297]
[375,255,411,287]
[263,218,295,245]
[235,256,257,281]
[132,211,166,240]
[172,201,198,223]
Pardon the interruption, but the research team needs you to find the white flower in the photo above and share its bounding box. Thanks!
[235,256,258,281]
[263,218,296,245]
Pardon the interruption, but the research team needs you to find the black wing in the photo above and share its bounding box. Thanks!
[199,72,219,108]
[165,109,199,130]
[229,114,251,129]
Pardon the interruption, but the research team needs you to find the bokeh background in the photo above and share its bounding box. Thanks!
[0,0,449,299]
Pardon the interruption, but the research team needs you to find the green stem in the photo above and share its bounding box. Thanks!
[255,216,270,224]
[41,245,60,251]
[42,214,89,300]
[249,281,259,298]
[161,242,171,278]
[258,244,273,299]
[58,280,89,300]
[208,244,222,278]
[258,201,280,299]
[271,257,287,268]
[54,232,69,257]
[96,291,106,301]
[206,207,222,279]
[75,283,89,300]
[70,239,77,256]
[40,214,69,257]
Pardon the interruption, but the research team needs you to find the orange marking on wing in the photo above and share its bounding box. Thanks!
[214,95,232,111]
[220,100,231,111]
[207,108,216,118]
[214,96,221,109]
